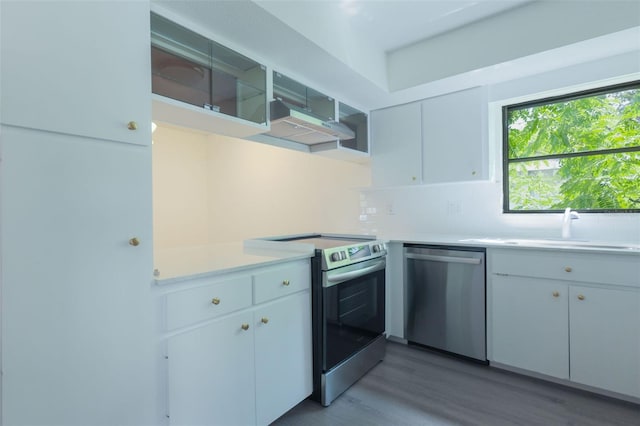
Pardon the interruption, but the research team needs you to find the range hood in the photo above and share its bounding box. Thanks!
[265,99,355,145]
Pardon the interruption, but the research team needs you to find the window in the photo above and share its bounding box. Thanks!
[503,81,640,213]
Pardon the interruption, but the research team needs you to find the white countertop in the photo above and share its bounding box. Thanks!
[154,233,639,285]
[154,241,314,285]
[379,233,640,255]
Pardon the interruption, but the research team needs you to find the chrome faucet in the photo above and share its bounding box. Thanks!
[562,208,580,239]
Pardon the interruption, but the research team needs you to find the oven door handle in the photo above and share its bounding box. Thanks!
[324,259,386,287]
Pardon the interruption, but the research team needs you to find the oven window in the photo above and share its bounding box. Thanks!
[323,268,385,371]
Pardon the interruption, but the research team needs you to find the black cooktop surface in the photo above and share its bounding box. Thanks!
[287,236,373,250]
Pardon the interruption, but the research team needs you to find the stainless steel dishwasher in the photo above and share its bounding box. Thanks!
[404,245,487,362]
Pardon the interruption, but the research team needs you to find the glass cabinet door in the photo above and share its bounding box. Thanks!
[273,72,335,121]
[151,13,266,125]
[339,102,368,153]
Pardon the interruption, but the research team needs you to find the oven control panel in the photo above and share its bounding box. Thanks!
[323,241,387,270]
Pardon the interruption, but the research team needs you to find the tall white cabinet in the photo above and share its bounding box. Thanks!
[0,1,158,425]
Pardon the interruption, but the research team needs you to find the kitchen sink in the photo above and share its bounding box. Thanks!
[460,238,640,251]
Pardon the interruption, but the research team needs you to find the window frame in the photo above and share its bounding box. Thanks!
[502,80,640,214]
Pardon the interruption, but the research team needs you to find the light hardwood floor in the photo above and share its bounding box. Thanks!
[273,342,640,426]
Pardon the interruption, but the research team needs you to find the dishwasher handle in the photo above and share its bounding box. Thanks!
[405,253,482,265]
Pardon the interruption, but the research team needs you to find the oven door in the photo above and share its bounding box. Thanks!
[322,258,386,372]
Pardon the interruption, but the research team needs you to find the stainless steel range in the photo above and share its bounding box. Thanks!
[278,234,387,406]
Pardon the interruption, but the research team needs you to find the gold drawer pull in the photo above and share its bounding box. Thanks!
[241,324,250,331]
[564,266,572,273]
[577,294,585,301]
[282,280,290,286]
[127,121,138,131]
[261,317,269,324]
[211,298,220,305]
[129,237,140,246]
[552,291,560,298]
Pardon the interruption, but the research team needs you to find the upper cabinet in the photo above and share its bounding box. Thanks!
[150,12,268,137]
[148,12,368,161]
[0,1,151,145]
[337,102,369,154]
[254,72,369,162]
[272,72,335,121]
[422,87,488,183]
[370,86,488,187]
[370,102,423,187]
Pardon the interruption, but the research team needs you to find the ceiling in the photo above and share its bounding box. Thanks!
[254,0,533,54]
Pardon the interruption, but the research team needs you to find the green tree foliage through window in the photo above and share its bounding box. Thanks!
[503,81,640,212]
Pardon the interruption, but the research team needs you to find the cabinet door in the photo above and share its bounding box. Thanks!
[254,291,312,425]
[422,87,487,183]
[570,286,640,397]
[491,275,569,379]
[1,127,156,425]
[0,1,151,145]
[370,102,422,186]
[167,311,256,426]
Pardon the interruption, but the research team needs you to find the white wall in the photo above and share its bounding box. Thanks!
[361,53,640,244]
[152,125,371,249]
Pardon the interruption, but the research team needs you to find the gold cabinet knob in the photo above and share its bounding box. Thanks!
[564,266,572,273]
[241,323,250,331]
[577,294,585,301]
[552,291,560,298]
[211,298,220,305]
[261,317,269,324]
[129,237,140,247]
[127,121,138,131]
[411,176,417,181]
[282,280,290,286]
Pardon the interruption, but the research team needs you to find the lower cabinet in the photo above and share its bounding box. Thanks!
[163,259,312,425]
[168,311,256,426]
[489,248,640,399]
[569,285,640,397]
[491,275,569,379]
[254,291,313,425]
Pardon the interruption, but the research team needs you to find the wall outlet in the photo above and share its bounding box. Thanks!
[387,203,396,215]
[446,200,462,216]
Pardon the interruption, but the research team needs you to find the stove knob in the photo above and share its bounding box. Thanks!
[330,252,342,262]
[372,244,381,253]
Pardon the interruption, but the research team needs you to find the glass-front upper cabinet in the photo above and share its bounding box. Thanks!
[339,102,368,153]
[272,72,335,121]
[150,13,266,125]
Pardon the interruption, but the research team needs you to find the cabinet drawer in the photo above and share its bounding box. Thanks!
[166,276,252,330]
[489,249,640,287]
[253,260,310,304]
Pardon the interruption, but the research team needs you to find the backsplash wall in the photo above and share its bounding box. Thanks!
[359,182,640,243]
[152,125,371,249]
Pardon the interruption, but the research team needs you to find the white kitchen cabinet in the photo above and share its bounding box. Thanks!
[491,275,569,379]
[162,259,312,426]
[488,248,640,399]
[254,291,313,425]
[0,0,151,145]
[370,102,422,186]
[569,286,640,398]
[370,87,488,187]
[167,311,256,426]
[421,87,487,183]
[1,127,157,425]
